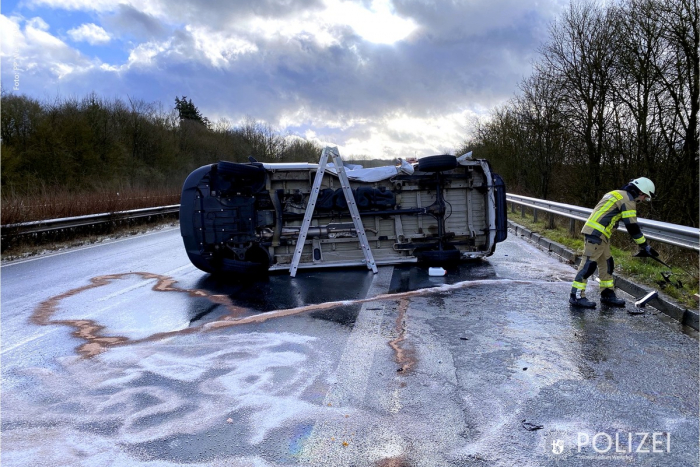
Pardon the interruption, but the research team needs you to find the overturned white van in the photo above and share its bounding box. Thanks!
[180,147,507,275]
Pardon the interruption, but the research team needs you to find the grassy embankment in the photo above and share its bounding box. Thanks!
[1,187,180,225]
[1,188,181,259]
[508,205,699,309]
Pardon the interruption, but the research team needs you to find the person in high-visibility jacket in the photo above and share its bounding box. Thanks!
[570,177,658,308]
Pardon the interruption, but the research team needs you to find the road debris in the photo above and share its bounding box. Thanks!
[521,419,543,431]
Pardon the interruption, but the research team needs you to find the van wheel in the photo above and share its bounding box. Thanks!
[415,247,461,266]
[417,155,458,173]
[186,252,215,273]
[218,245,271,275]
[219,258,270,275]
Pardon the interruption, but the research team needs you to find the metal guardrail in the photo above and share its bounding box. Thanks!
[1,205,180,237]
[3,197,698,252]
[507,194,700,251]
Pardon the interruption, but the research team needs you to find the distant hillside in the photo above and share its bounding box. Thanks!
[1,93,323,195]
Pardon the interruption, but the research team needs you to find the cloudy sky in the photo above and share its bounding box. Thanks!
[1,0,567,159]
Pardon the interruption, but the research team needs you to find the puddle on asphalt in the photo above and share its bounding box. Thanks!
[388,262,498,293]
[32,272,248,357]
[32,271,542,357]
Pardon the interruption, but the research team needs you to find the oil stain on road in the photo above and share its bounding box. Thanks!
[31,269,541,357]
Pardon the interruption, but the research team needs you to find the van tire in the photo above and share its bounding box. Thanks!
[415,247,461,266]
[417,155,458,173]
[219,258,270,275]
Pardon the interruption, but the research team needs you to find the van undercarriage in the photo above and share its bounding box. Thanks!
[180,148,507,275]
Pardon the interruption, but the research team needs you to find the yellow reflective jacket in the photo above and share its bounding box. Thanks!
[581,190,646,244]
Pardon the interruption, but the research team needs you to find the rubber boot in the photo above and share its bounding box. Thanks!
[569,293,596,308]
[600,288,625,307]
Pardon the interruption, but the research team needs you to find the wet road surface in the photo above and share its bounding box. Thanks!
[1,228,698,466]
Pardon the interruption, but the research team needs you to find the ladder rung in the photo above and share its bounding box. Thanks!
[289,147,377,276]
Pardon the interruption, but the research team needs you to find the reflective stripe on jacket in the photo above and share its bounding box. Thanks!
[581,190,646,244]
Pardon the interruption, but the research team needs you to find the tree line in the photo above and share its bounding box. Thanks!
[2,0,696,227]
[1,93,322,195]
[461,0,698,227]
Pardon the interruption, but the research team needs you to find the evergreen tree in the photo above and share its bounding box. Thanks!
[174,96,208,126]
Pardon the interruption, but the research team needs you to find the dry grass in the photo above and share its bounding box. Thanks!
[2,187,181,225]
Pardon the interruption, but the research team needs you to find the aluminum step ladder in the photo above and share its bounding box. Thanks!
[289,146,378,277]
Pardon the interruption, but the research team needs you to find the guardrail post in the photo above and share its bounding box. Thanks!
[569,219,576,236]
[547,213,555,229]
[521,205,526,218]
[533,209,538,223]
[511,202,516,214]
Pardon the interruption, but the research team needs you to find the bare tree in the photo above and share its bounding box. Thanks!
[240,116,287,160]
[516,67,569,198]
[653,0,699,225]
[541,1,617,203]
[610,0,667,173]
[460,0,698,225]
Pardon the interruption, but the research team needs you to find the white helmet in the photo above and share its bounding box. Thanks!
[631,177,655,199]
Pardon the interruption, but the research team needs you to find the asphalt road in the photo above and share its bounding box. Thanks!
[1,227,698,466]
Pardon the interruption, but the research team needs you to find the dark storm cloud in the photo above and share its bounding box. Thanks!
[179,13,546,123]
[102,5,168,41]
[3,0,567,155]
[393,0,560,40]
[199,2,550,118]
[165,0,326,28]
[66,1,551,129]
